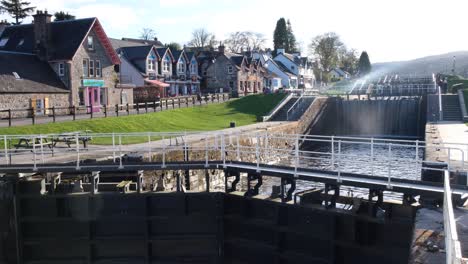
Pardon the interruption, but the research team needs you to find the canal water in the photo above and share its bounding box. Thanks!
[253,140,424,199]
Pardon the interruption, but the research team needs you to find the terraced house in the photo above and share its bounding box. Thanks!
[0,11,126,114]
[204,44,265,97]
[113,39,200,101]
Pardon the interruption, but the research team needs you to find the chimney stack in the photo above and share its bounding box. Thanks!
[277,48,285,55]
[0,20,10,36]
[33,10,52,60]
[218,42,225,54]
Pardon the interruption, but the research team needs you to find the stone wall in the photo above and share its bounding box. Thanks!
[0,93,69,118]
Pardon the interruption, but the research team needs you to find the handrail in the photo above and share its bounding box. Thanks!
[443,170,466,264]
[262,93,294,122]
[286,95,303,121]
[438,85,444,121]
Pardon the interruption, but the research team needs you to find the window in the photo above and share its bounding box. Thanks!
[190,59,197,74]
[227,65,233,74]
[17,39,24,47]
[87,36,94,50]
[12,72,21,79]
[89,60,95,77]
[229,81,234,89]
[58,63,65,76]
[95,60,101,77]
[240,81,243,89]
[82,59,89,77]
[0,37,8,47]
[163,56,171,72]
[147,59,155,71]
[178,61,185,74]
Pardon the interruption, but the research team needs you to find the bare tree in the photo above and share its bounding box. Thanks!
[224,31,266,53]
[309,32,344,72]
[140,28,156,40]
[188,28,214,48]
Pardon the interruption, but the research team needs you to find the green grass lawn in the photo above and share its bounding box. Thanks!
[0,94,285,144]
[464,89,468,126]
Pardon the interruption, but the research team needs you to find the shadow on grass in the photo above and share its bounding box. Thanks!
[224,93,286,118]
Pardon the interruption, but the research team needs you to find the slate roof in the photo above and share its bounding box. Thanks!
[119,45,153,61]
[275,60,295,75]
[121,37,164,47]
[0,18,96,61]
[0,51,68,93]
[109,38,147,50]
[156,47,169,59]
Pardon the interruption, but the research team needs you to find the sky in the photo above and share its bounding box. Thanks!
[1,0,468,63]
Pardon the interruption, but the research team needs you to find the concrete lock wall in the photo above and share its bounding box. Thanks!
[0,178,415,264]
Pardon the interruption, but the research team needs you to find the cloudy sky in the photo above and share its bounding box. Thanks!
[2,0,467,63]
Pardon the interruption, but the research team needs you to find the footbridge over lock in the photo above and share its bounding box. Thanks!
[0,131,467,264]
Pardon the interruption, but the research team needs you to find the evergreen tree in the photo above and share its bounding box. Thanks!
[54,11,75,21]
[358,51,372,76]
[0,0,35,24]
[286,19,297,53]
[273,18,288,56]
[165,42,181,51]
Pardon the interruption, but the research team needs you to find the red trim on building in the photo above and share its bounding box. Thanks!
[93,19,121,65]
[145,79,170,87]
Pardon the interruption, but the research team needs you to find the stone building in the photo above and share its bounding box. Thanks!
[0,52,69,117]
[0,10,128,113]
[204,45,265,97]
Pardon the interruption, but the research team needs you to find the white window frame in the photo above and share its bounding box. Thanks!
[58,63,65,76]
[82,59,89,77]
[95,60,101,77]
[178,61,185,74]
[147,59,155,71]
[89,60,95,77]
[163,56,170,72]
[87,36,94,50]
[227,65,233,74]
[0,37,8,47]
[190,59,197,74]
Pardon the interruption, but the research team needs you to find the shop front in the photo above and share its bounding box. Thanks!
[81,79,105,112]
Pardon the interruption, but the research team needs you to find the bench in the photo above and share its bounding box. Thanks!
[52,132,92,148]
[14,137,53,151]
[117,180,132,193]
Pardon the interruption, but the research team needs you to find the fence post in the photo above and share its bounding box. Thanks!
[31,108,35,125]
[162,135,166,168]
[145,102,148,113]
[115,104,119,117]
[7,109,11,127]
[39,135,44,164]
[52,107,56,123]
[75,133,80,170]
[3,135,9,165]
[166,99,168,110]
[118,135,123,169]
[387,143,392,189]
[371,138,374,176]
[32,136,37,171]
[295,134,299,178]
[236,132,240,161]
[172,99,175,109]
[337,140,342,183]
[331,136,335,170]
[178,98,181,108]
[126,104,129,115]
[112,133,116,163]
[148,132,152,162]
[205,137,209,168]
[256,133,260,172]
[90,104,93,119]
[104,105,107,117]
[136,102,140,114]
[72,106,76,121]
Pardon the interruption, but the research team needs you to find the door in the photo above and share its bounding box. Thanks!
[86,87,101,112]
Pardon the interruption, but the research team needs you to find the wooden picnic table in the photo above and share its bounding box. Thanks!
[14,137,53,150]
[52,132,92,148]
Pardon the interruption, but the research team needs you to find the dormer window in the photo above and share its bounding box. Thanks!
[87,36,94,50]
[190,59,197,74]
[227,65,233,74]
[177,59,185,74]
[0,37,8,47]
[58,63,65,76]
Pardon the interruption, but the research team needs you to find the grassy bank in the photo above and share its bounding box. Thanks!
[0,94,285,144]
[464,90,468,125]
